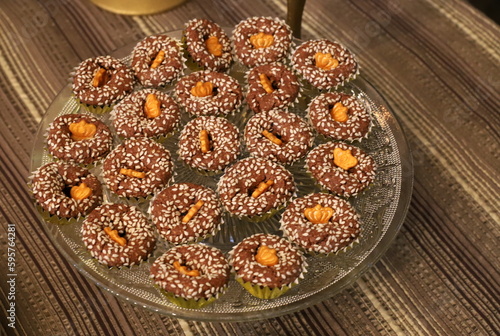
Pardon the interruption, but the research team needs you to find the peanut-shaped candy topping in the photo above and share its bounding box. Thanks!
[304,204,334,224]
[173,261,200,277]
[205,36,223,57]
[331,102,349,123]
[70,183,92,200]
[69,120,97,141]
[199,129,211,153]
[255,245,278,266]
[314,52,339,71]
[181,200,204,223]
[144,93,162,119]
[119,168,146,179]
[333,148,358,171]
[191,81,214,97]
[249,32,274,49]
[262,130,283,146]
[251,180,274,198]
[259,73,274,93]
[151,50,165,69]
[103,227,127,246]
[92,68,107,87]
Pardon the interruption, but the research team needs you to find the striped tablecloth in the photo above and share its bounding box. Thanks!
[1,0,498,335]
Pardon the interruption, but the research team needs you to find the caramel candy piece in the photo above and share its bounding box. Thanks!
[144,94,162,119]
[92,68,107,87]
[249,32,274,49]
[151,50,165,69]
[331,102,349,123]
[69,120,97,141]
[103,227,127,247]
[304,204,334,224]
[70,183,92,200]
[314,52,339,71]
[255,245,278,266]
[262,130,282,146]
[333,148,358,170]
[199,129,211,153]
[119,168,146,179]
[259,73,274,93]
[191,81,214,97]
[173,261,200,277]
[251,180,274,198]
[181,200,204,223]
[205,36,223,57]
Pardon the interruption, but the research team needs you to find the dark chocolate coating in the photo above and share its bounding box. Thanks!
[281,193,360,254]
[102,138,173,198]
[306,141,376,197]
[31,161,103,218]
[81,203,156,267]
[150,244,230,300]
[46,113,112,164]
[72,55,134,106]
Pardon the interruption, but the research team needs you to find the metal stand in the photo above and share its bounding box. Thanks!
[287,0,306,38]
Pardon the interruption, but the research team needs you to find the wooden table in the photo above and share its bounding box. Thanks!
[1,0,498,334]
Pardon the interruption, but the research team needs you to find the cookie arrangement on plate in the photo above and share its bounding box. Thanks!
[30,16,378,309]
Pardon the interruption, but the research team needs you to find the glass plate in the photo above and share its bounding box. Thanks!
[30,29,413,322]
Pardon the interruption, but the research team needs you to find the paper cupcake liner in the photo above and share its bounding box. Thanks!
[34,203,84,225]
[114,128,177,144]
[235,276,295,300]
[303,166,366,198]
[180,34,198,71]
[88,249,156,269]
[231,204,284,223]
[45,151,105,171]
[102,172,174,206]
[155,229,219,247]
[183,49,206,73]
[297,236,360,258]
[74,97,114,115]
[175,148,229,177]
[108,193,155,206]
[156,286,223,309]
[183,162,223,177]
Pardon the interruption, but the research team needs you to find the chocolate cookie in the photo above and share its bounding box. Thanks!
[132,34,185,87]
[217,157,295,218]
[150,244,230,305]
[232,17,293,68]
[281,193,360,254]
[229,233,306,298]
[46,113,112,164]
[306,141,376,197]
[81,203,156,267]
[292,39,359,90]
[184,18,232,72]
[150,183,222,244]
[244,110,313,165]
[30,161,103,218]
[308,92,371,141]
[111,89,180,139]
[246,62,300,113]
[72,55,134,107]
[175,70,243,116]
[178,116,240,172]
[102,138,173,198]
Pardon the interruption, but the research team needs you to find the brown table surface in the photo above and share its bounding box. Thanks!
[1,0,499,335]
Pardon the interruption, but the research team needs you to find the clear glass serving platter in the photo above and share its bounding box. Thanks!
[30,30,413,322]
